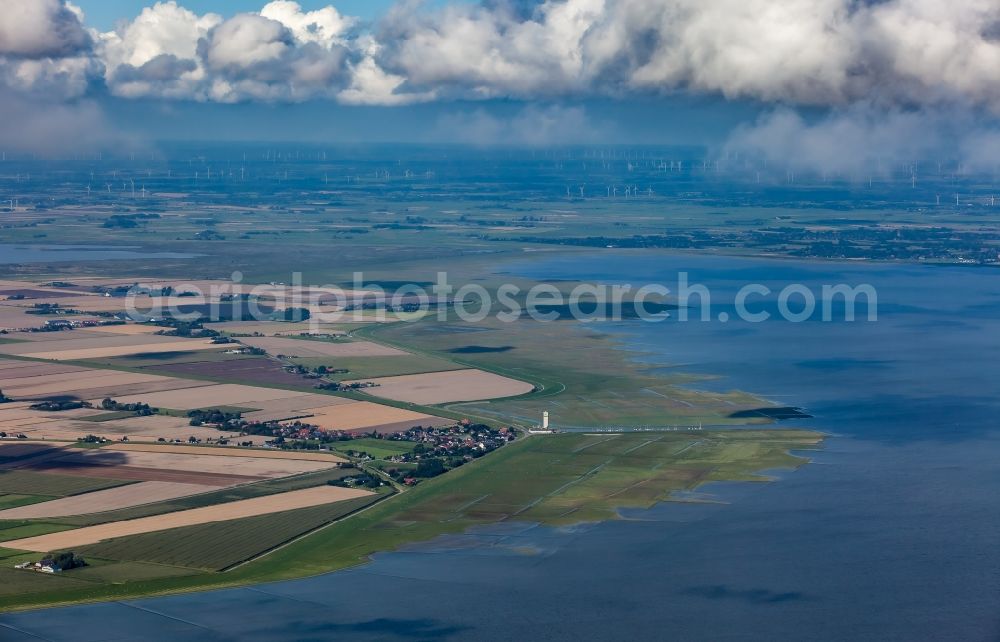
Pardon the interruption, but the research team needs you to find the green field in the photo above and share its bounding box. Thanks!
[0,494,53,511]
[0,471,132,497]
[0,429,821,610]
[65,559,205,584]
[77,493,383,571]
[333,438,417,460]
[0,567,94,598]
[0,521,75,541]
[75,411,139,422]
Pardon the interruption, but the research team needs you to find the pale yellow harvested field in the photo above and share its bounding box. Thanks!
[0,369,161,389]
[0,307,79,330]
[19,339,227,361]
[21,378,209,404]
[38,407,109,419]
[238,336,407,358]
[2,485,374,551]
[108,383,311,410]
[0,335,182,354]
[2,371,169,398]
[205,321,346,336]
[0,369,129,389]
[352,369,535,405]
[106,442,345,462]
[0,359,38,369]
[4,296,128,313]
[310,309,416,324]
[241,394,354,422]
[0,481,214,519]
[0,364,89,380]
[77,324,173,335]
[0,416,64,429]
[290,401,442,431]
[55,449,335,477]
[11,416,238,443]
[0,359,86,372]
[0,404,42,421]
[0,331,93,343]
[243,409,316,422]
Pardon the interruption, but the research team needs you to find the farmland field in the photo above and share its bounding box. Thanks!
[352,368,535,404]
[334,438,417,459]
[0,522,74,541]
[54,466,358,527]
[286,354,465,380]
[141,356,314,387]
[76,493,383,570]
[104,443,345,463]
[0,567,92,597]
[0,494,51,511]
[0,482,212,520]
[289,401,449,432]
[107,383,311,410]
[0,471,132,497]
[0,429,821,610]
[53,449,338,478]
[1,485,375,551]
[64,559,205,584]
[238,336,407,358]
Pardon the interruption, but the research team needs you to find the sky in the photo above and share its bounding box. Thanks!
[74,0,448,31]
[1,0,1000,168]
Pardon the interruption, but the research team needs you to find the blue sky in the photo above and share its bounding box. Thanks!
[76,0,455,30]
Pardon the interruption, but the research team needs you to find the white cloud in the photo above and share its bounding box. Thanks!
[864,0,1000,107]
[98,1,350,102]
[260,0,355,48]
[375,0,603,98]
[3,0,1000,116]
[100,1,219,99]
[723,105,1000,176]
[0,0,90,58]
[337,35,432,105]
[587,0,858,104]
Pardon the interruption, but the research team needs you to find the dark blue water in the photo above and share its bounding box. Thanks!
[3,253,999,641]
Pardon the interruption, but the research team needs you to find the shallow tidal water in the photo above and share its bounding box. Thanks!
[3,252,1000,641]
